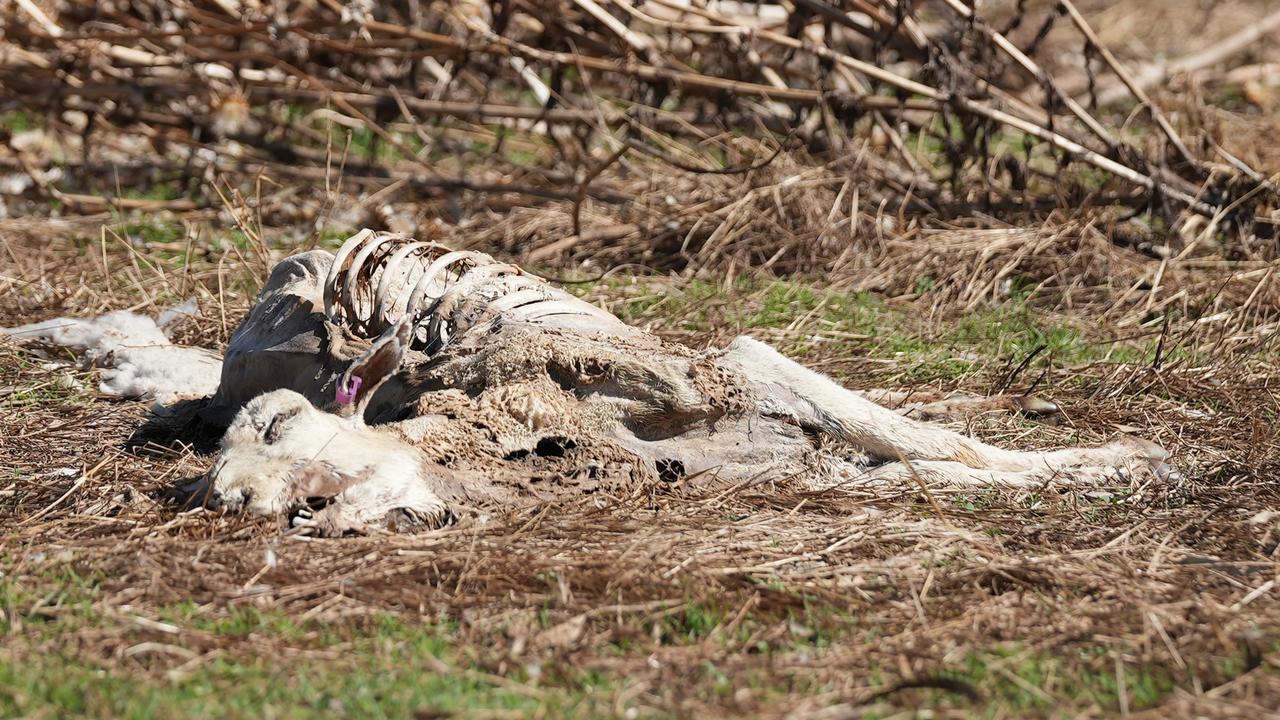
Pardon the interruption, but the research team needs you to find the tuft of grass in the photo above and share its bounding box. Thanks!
[121,184,185,202]
[116,219,186,246]
[311,226,360,249]
[0,351,95,409]
[343,126,425,163]
[0,111,38,132]
[942,644,1178,716]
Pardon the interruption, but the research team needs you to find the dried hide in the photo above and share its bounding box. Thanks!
[1,301,221,404]
[196,232,1173,535]
[5,231,1176,535]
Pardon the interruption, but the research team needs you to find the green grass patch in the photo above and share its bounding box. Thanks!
[0,351,95,409]
[938,644,1177,716]
[0,110,38,133]
[0,639,586,720]
[0,570,634,719]
[344,127,425,163]
[121,184,185,202]
[851,641,1240,718]
[584,275,1156,382]
[116,219,186,246]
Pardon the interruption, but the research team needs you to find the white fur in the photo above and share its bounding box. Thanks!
[209,389,447,531]
[2,309,222,403]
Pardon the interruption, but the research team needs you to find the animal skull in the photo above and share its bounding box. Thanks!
[207,388,452,534]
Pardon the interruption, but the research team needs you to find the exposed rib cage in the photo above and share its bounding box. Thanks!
[323,230,630,353]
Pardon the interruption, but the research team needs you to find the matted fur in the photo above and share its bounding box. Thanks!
[3,233,1173,535]
[190,234,1172,535]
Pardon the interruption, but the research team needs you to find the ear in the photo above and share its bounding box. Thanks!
[291,461,366,498]
[336,316,413,410]
[263,403,303,444]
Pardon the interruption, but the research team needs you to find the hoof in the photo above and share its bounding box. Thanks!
[1111,435,1178,482]
[1014,396,1060,418]
[1150,461,1181,483]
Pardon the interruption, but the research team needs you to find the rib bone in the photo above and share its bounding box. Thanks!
[323,232,636,354]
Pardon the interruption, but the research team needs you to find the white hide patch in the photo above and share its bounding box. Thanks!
[1,307,223,404]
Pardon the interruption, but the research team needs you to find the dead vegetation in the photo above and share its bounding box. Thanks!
[2,0,1280,717]
[3,0,1279,244]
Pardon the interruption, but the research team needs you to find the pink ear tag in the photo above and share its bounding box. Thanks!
[335,374,363,405]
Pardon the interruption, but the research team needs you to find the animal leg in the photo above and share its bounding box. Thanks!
[718,336,1169,475]
[846,458,1130,489]
[290,477,454,537]
[1,305,223,404]
[854,389,1061,421]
